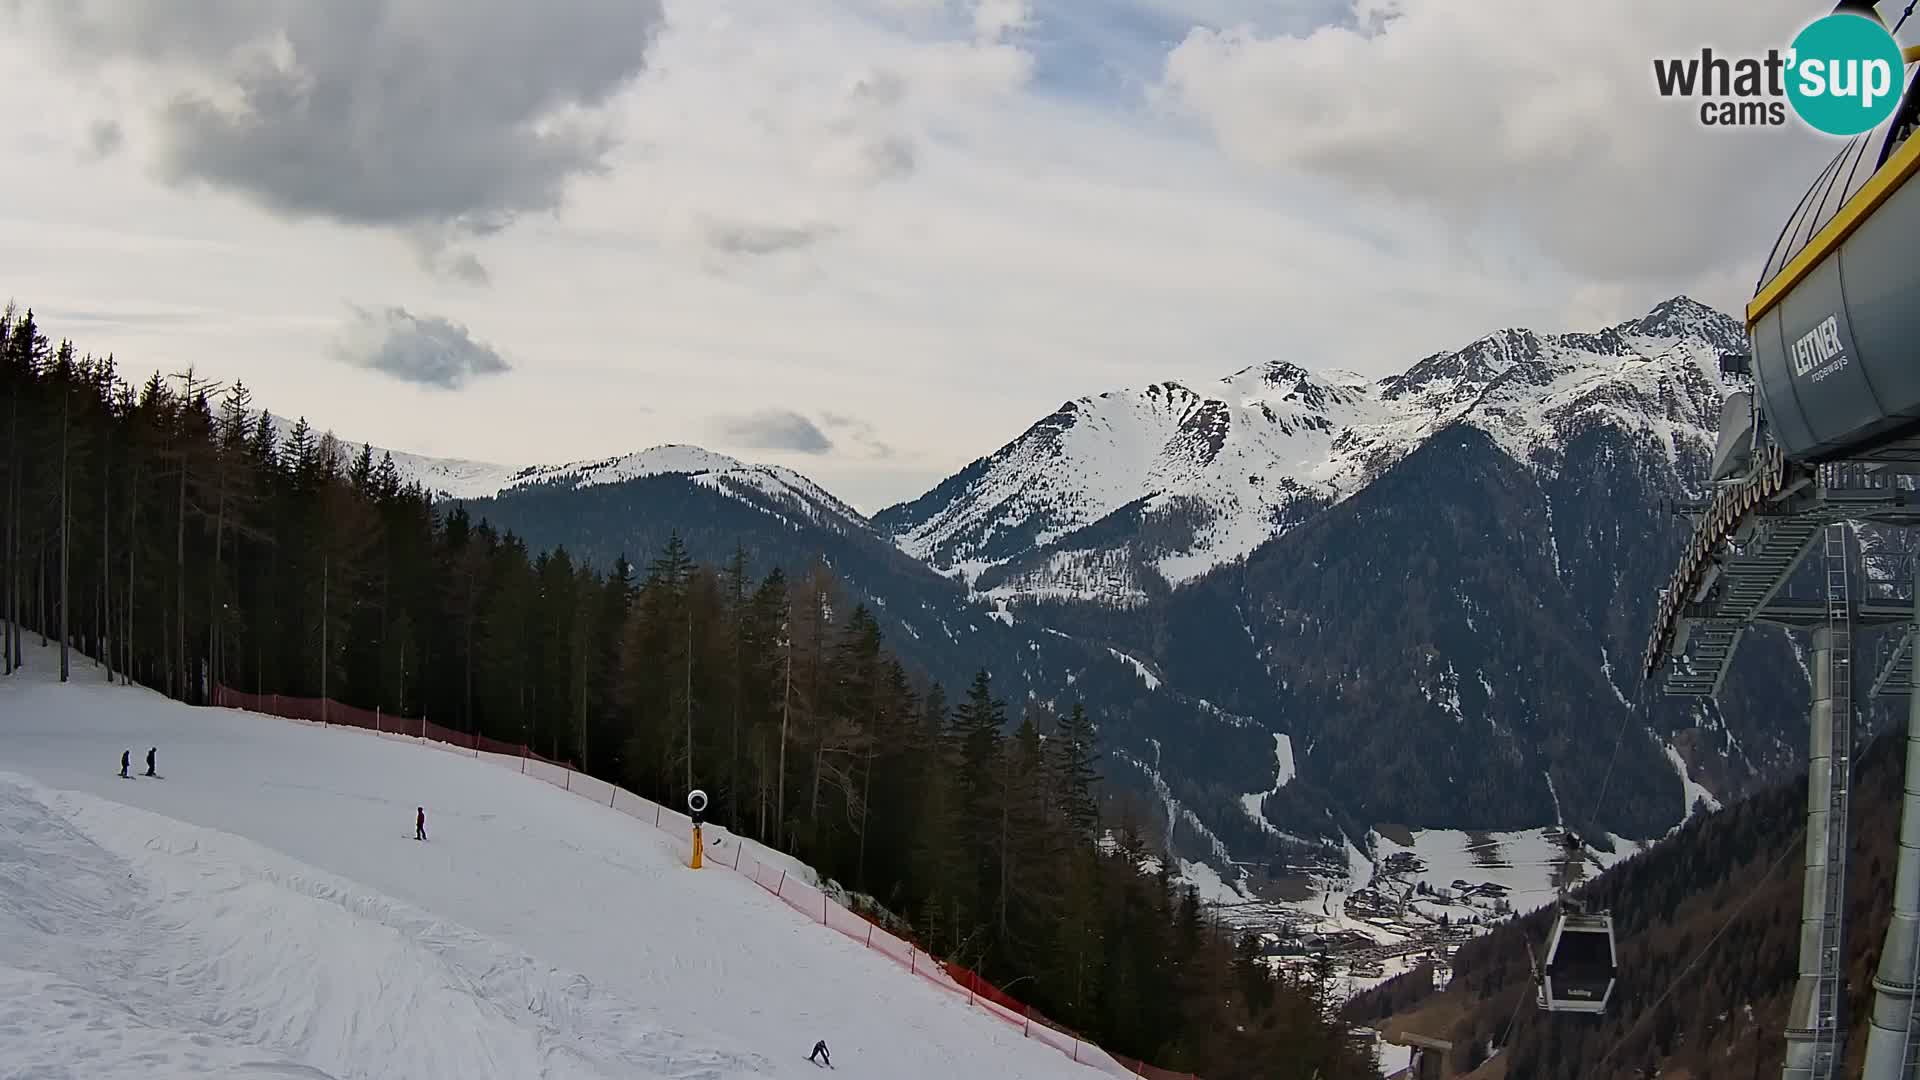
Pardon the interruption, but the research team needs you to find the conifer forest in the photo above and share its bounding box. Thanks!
[0,305,1377,1078]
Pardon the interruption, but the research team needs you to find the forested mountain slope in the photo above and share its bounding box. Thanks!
[1349,729,1911,1078]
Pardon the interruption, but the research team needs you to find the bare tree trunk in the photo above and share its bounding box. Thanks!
[58,383,69,682]
[998,751,1012,940]
[757,752,767,839]
[175,450,186,701]
[124,461,138,680]
[377,553,389,710]
[685,605,693,796]
[3,400,13,676]
[208,462,226,699]
[577,628,589,770]
[321,555,328,721]
[259,540,271,697]
[729,592,742,830]
[778,634,791,849]
[810,744,822,828]
[100,435,110,679]
[857,742,874,890]
[4,378,18,675]
[3,386,11,677]
[463,571,474,732]
[126,464,138,687]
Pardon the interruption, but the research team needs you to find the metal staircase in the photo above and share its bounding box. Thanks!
[1814,522,1855,1080]
[1873,625,1915,699]
[1660,515,1824,697]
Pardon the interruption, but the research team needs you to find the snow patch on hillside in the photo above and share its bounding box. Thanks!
[1663,741,1723,822]
[1345,833,1375,893]
[1369,828,1577,914]
[1174,859,1246,905]
[1238,734,1296,838]
[1107,648,1161,691]
[1119,750,1237,901]
[979,550,1151,607]
[1600,647,1634,710]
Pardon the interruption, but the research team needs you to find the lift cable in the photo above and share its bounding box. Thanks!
[1576,824,1807,1080]
[1584,708,1632,856]
[1895,0,1918,33]
[1494,980,1531,1054]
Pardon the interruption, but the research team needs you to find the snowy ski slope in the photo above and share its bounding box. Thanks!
[0,657,1116,1079]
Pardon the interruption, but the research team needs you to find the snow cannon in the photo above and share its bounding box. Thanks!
[1746,43,1920,467]
[688,789,708,870]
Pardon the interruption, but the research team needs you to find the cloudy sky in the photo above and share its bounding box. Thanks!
[0,0,1882,510]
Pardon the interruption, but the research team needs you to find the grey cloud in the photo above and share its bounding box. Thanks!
[703,220,838,256]
[44,306,204,329]
[17,0,663,236]
[86,119,123,158]
[408,230,492,286]
[713,410,835,454]
[848,68,908,108]
[443,253,491,286]
[332,305,511,390]
[835,67,917,185]
[860,135,918,183]
[820,411,895,459]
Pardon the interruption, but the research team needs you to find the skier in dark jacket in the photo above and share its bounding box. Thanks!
[145,747,156,777]
[416,807,427,841]
[809,1040,830,1067]
[120,750,130,778]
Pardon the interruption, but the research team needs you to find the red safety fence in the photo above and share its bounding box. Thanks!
[210,685,575,770]
[208,684,1198,1079]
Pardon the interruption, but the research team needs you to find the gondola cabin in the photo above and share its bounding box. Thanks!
[1537,912,1618,1014]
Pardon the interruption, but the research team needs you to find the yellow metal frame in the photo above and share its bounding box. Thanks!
[1748,53,1920,328]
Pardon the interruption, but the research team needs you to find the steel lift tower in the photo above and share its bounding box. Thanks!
[1645,11,1920,1076]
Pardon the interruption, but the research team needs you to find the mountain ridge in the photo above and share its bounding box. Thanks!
[343,294,1809,907]
[871,295,1743,606]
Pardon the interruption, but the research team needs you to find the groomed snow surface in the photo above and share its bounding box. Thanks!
[0,658,1118,1079]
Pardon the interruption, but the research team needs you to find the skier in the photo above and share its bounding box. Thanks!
[145,747,156,777]
[416,807,427,841]
[119,750,130,778]
[808,1040,831,1068]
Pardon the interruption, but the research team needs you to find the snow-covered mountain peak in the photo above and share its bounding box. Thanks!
[1218,360,1370,415]
[295,431,869,534]
[1627,295,1746,348]
[447,444,868,530]
[506,444,751,490]
[1379,326,1546,409]
[877,297,1744,601]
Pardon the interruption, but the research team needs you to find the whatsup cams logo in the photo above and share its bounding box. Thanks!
[1653,10,1906,134]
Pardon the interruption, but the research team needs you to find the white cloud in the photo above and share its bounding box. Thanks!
[973,0,1031,41]
[1158,0,1846,294]
[332,306,512,390]
[0,0,1862,512]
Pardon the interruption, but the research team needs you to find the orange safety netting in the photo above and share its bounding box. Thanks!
[209,684,1197,1079]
